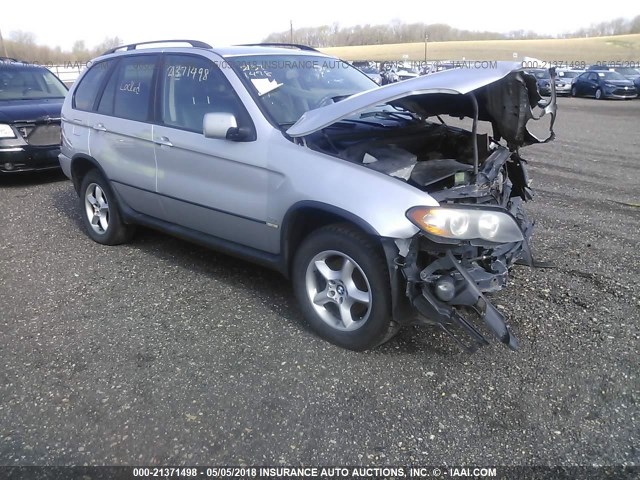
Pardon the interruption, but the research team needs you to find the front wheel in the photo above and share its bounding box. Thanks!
[79,170,134,245]
[571,86,578,97]
[292,224,396,350]
[595,88,603,100]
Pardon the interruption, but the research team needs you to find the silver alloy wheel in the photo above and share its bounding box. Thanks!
[84,183,110,234]
[304,250,373,331]
[595,88,602,99]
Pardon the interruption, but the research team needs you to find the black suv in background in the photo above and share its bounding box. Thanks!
[0,59,68,173]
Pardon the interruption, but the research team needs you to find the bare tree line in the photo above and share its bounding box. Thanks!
[264,16,640,47]
[1,32,122,63]
[1,15,640,63]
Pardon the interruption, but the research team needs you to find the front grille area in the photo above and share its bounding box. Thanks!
[613,88,636,96]
[17,123,61,146]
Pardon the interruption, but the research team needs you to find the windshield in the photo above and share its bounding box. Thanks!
[0,66,67,100]
[598,71,627,80]
[614,67,640,76]
[229,55,376,126]
[557,71,579,78]
[530,70,550,79]
[359,66,379,74]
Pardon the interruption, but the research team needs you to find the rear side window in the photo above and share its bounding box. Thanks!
[73,60,113,111]
[97,55,158,122]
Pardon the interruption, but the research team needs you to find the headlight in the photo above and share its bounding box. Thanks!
[407,206,524,243]
[0,124,16,139]
[604,83,615,88]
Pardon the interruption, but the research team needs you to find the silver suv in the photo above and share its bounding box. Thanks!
[59,40,556,352]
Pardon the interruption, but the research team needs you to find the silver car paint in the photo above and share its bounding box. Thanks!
[59,107,91,177]
[59,46,447,258]
[265,131,438,241]
[95,118,162,218]
[153,123,274,250]
[60,56,164,218]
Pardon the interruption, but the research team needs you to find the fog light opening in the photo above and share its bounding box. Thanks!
[434,275,456,302]
[4,162,14,171]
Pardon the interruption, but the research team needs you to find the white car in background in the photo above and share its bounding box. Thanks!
[397,65,420,81]
[555,69,584,96]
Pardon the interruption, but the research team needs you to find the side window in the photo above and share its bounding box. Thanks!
[98,55,157,121]
[73,60,114,111]
[160,54,246,133]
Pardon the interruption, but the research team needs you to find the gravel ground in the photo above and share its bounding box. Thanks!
[0,97,638,467]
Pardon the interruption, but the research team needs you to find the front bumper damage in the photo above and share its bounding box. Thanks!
[403,241,524,352]
[382,152,536,352]
[379,69,556,352]
[384,230,530,352]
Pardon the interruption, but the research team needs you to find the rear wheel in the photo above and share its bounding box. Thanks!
[595,88,603,100]
[292,224,397,350]
[571,86,578,97]
[79,170,134,245]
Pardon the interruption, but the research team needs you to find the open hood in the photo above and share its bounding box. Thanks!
[287,61,556,150]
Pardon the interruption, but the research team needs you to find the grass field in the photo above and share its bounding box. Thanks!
[321,34,640,63]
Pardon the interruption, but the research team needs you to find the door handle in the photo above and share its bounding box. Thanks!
[92,123,107,132]
[155,136,173,147]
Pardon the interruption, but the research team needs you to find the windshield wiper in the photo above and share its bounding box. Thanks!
[330,94,354,103]
[329,118,392,128]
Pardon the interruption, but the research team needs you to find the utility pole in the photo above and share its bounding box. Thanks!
[0,28,8,58]
[424,33,429,64]
[290,20,293,43]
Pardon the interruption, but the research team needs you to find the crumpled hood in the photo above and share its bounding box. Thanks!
[287,61,556,150]
[0,99,64,123]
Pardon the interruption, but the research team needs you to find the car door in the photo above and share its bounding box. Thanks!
[89,54,163,218]
[576,73,590,96]
[64,59,116,162]
[586,72,600,96]
[153,53,272,252]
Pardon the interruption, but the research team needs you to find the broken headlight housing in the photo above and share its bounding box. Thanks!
[406,205,524,244]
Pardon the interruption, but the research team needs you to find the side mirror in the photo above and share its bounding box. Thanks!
[203,112,251,141]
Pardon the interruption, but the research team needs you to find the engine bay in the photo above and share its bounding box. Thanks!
[305,119,499,192]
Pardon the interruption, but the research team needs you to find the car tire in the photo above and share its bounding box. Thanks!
[79,170,134,245]
[571,86,577,97]
[292,223,396,351]
[595,88,603,100]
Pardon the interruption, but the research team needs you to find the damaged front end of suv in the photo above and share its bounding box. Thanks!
[288,62,556,351]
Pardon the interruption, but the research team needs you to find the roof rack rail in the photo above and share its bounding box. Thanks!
[0,56,20,62]
[236,43,319,52]
[103,39,212,55]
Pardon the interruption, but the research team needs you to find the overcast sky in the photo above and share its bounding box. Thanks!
[2,0,640,51]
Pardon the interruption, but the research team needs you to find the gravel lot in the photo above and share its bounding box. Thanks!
[0,97,638,467]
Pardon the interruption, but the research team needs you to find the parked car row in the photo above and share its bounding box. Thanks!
[352,60,639,100]
[572,70,638,99]
[351,61,455,85]
[523,65,639,99]
[2,42,560,354]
